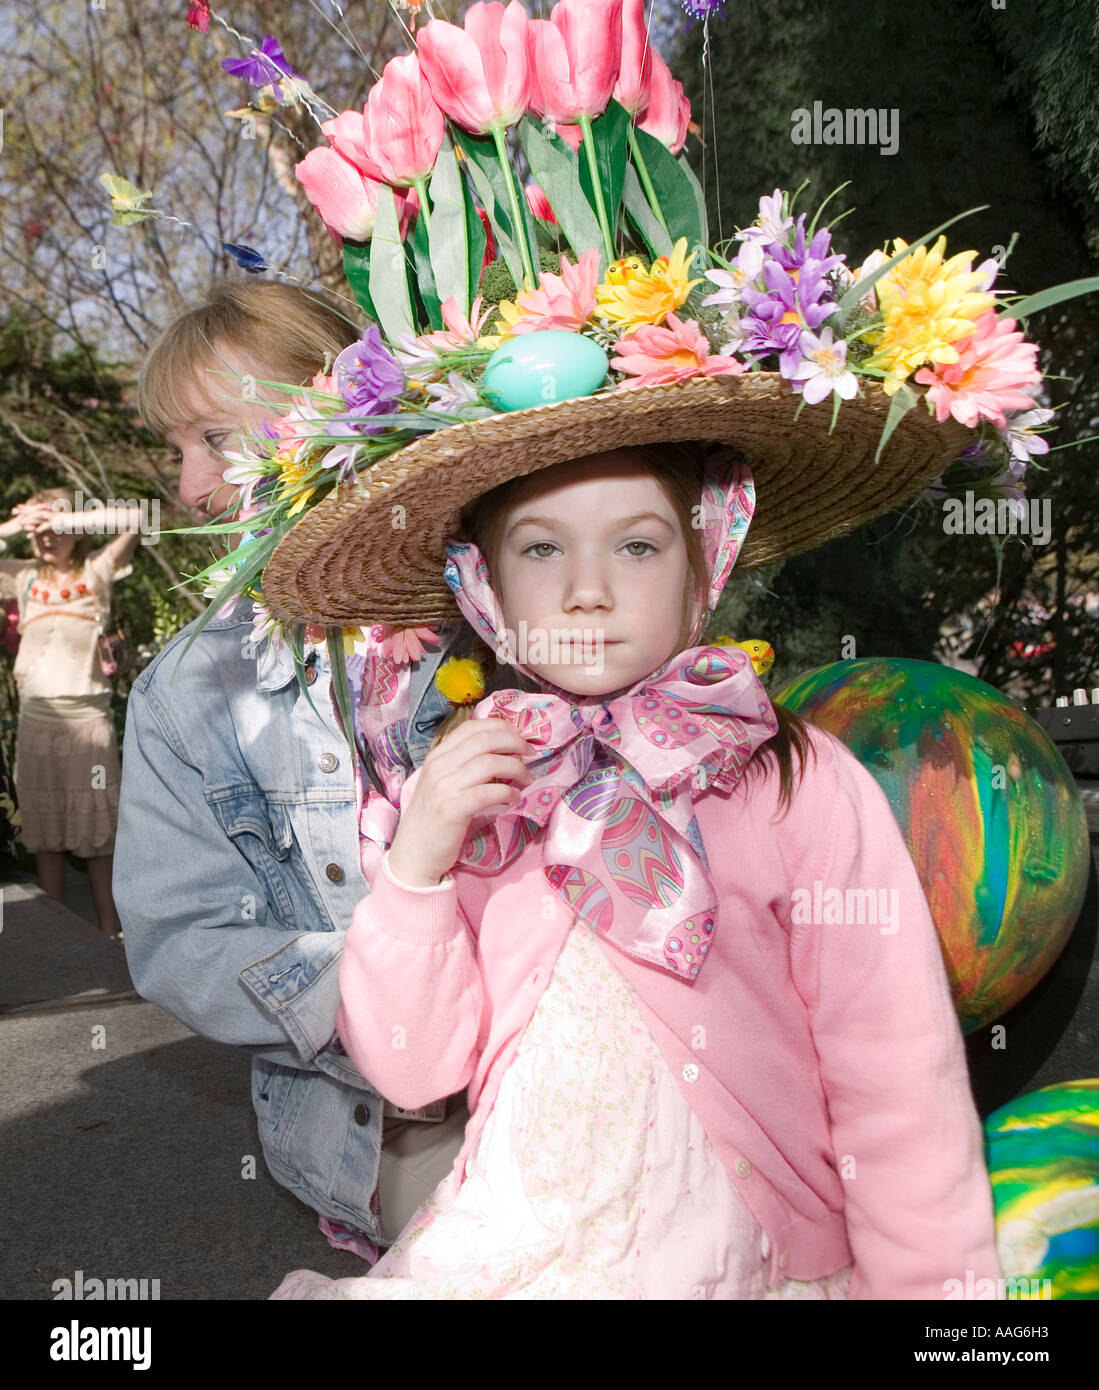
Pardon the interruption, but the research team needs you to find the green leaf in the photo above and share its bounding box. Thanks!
[1008,277,1099,322]
[368,185,415,341]
[452,128,530,293]
[630,127,702,250]
[874,381,919,465]
[326,628,357,756]
[622,163,673,260]
[463,166,488,301]
[835,205,988,321]
[428,137,471,317]
[517,117,604,266]
[410,202,443,331]
[578,100,631,245]
[676,151,709,249]
[342,241,378,323]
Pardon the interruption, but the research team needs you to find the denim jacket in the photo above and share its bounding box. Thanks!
[113,596,458,1238]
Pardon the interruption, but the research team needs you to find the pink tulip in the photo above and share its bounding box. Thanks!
[321,109,384,182]
[613,0,653,117]
[417,1,531,134]
[527,0,623,124]
[525,182,557,224]
[636,49,691,153]
[363,54,446,187]
[554,123,583,151]
[296,146,383,241]
[296,147,418,242]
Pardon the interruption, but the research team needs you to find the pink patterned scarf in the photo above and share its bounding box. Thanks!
[359,453,778,983]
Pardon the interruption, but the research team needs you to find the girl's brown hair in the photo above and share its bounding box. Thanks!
[137,280,359,435]
[435,441,816,816]
[25,487,97,574]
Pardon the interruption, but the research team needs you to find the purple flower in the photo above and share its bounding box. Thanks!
[222,35,301,102]
[740,260,839,375]
[681,0,728,30]
[328,326,405,436]
[769,215,847,282]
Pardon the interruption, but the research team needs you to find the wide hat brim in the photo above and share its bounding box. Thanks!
[261,372,974,628]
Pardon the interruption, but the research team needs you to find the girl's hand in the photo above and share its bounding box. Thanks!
[7,501,57,537]
[386,718,533,888]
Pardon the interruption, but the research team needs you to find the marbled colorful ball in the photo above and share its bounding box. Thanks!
[772,659,1089,1034]
[985,1080,1099,1300]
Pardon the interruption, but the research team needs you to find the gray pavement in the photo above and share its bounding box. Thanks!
[0,870,377,1301]
[2,828,1097,1302]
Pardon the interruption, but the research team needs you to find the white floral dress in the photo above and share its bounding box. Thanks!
[272,923,853,1300]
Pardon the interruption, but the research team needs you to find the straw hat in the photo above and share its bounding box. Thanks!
[261,371,974,628]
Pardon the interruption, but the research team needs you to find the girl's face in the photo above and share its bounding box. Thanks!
[30,525,79,569]
[163,341,275,518]
[492,452,702,698]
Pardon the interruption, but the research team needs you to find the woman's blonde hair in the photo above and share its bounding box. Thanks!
[432,442,816,814]
[25,486,96,573]
[137,280,360,435]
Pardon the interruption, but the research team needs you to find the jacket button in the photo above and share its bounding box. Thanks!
[325,863,345,884]
[304,666,318,686]
[317,752,339,772]
[353,1104,370,1125]
[736,1158,752,1178]
[681,1063,699,1083]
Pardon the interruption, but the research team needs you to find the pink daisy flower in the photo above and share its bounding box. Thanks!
[505,247,602,334]
[611,313,747,388]
[371,624,440,665]
[915,311,1041,428]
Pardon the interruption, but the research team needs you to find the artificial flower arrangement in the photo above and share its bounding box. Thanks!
[110,0,1096,691]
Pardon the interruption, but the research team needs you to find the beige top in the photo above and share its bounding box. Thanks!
[0,549,132,699]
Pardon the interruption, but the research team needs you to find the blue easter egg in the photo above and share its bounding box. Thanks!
[482,330,609,412]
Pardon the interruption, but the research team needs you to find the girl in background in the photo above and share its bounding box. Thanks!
[0,489,141,935]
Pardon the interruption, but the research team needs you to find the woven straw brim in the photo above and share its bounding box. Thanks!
[262,373,974,627]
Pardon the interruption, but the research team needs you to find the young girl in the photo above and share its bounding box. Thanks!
[0,489,140,934]
[270,438,1002,1300]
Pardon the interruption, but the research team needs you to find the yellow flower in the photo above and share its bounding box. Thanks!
[594,238,702,330]
[864,237,994,393]
[435,658,485,706]
[276,452,318,517]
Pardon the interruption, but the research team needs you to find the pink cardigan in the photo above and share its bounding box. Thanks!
[337,726,1002,1299]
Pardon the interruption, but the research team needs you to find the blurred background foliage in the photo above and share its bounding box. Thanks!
[0,0,1096,790]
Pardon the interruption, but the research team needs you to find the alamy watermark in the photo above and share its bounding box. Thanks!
[942,492,1051,545]
[50,492,161,545]
[790,880,899,934]
[790,102,899,156]
[494,620,605,675]
[53,1269,160,1300]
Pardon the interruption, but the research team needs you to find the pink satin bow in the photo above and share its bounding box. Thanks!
[456,643,778,982]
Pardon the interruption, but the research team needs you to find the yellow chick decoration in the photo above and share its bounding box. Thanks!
[711,636,775,678]
[434,657,486,706]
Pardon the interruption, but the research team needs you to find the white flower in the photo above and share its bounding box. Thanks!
[738,189,792,246]
[792,327,858,404]
[999,406,1054,463]
[221,451,269,512]
[250,601,286,653]
[424,372,495,418]
[702,242,765,311]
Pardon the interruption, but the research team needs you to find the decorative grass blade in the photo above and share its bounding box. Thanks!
[327,628,357,755]
[428,136,471,317]
[342,242,378,323]
[622,163,673,260]
[836,206,988,321]
[368,185,415,341]
[517,117,603,267]
[1008,277,1099,322]
[630,126,703,250]
[874,381,919,465]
